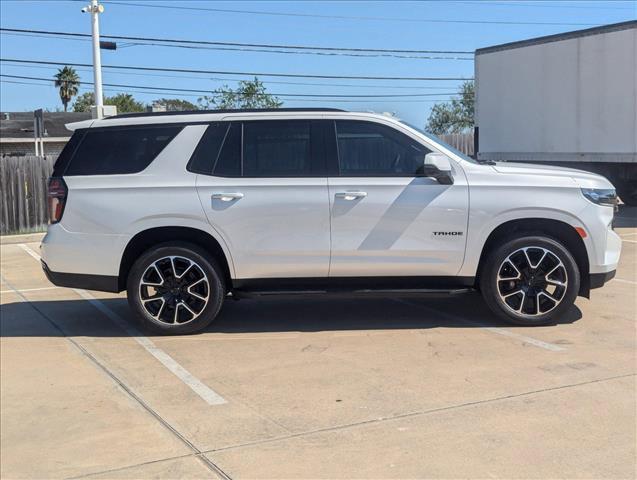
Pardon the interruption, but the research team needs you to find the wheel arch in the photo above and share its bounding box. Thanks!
[118,226,234,291]
[475,218,591,298]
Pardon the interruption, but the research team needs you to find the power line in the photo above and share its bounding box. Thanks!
[0,28,474,58]
[0,79,451,104]
[451,1,636,10]
[0,73,465,98]
[1,61,458,90]
[0,58,474,81]
[0,32,471,61]
[103,1,601,26]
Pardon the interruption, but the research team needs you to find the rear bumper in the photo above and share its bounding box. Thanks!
[40,223,127,277]
[42,260,120,293]
[589,269,616,290]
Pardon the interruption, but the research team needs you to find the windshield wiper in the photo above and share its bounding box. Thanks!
[476,159,496,165]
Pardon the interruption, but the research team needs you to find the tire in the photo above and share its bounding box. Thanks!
[127,242,225,335]
[479,235,580,326]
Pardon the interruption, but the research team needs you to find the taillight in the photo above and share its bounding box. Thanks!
[48,177,68,224]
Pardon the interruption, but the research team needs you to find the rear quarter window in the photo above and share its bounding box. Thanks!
[52,129,86,177]
[64,125,183,176]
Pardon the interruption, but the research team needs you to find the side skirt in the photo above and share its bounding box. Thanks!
[232,276,475,298]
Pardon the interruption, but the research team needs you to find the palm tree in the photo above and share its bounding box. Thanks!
[54,67,80,112]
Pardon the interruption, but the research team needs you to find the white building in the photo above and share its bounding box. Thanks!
[475,20,637,204]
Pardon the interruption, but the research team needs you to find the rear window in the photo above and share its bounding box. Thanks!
[187,122,229,174]
[213,123,242,177]
[52,129,86,177]
[64,125,182,176]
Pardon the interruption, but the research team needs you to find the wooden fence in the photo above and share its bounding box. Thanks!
[438,132,475,157]
[1,156,54,235]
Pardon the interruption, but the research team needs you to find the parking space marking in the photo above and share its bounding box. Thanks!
[612,278,637,285]
[393,299,566,352]
[0,272,231,479]
[17,243,227,406]
[618,232,637,237]
[1,286,59,295]
[17,242,42,261]
[621,239,637,244]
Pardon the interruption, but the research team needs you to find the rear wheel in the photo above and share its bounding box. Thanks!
[480,236,580,326]
[127,242,225,334]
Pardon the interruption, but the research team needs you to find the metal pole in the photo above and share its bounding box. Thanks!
[33,117,39,156]
[90,0,104,118]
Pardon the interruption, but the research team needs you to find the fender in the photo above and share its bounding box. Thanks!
[459,206,592,277]
[120,217,237,280]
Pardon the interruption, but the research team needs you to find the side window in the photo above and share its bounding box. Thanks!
[65,125,182,176]
[335,120,431,176]
[243,121,314,177]
[213,123,242,177]
[52,129,86,176]
[188,122,229,174]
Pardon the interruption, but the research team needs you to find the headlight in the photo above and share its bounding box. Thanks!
[581,188,618,207]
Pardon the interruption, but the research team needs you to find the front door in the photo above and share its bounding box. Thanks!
[327,120,469,278]
[195,120,331,280]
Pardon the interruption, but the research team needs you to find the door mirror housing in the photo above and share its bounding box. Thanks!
[423,153,454,185]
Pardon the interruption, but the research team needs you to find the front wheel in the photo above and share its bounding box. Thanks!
[127,242,225,335]
[480,236,580,326]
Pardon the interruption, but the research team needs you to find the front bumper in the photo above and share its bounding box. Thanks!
[589,269,616,290]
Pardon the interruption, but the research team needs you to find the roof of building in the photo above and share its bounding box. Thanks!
[0,111,92,140]
[107,107,346,120]
[475,20,637,56]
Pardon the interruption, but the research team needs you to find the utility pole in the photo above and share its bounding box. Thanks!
[83,0,104,118]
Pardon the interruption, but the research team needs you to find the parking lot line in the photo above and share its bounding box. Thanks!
[0,272,230,479]
[621,239,637,244]
[612,278,637,286]
[17,243,227,406]
[0,286,59,295]
[393,298,566,352]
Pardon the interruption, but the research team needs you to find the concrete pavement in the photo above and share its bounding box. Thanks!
[1,209,635,479]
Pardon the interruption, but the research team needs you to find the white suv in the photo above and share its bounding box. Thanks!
[41,108,621,334]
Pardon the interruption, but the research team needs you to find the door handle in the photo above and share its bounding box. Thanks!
[212,192,244,202]
[335,191,367,201]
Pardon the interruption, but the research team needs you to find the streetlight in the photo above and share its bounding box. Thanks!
[82,0,105,118]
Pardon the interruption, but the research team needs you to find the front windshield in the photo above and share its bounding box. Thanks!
[398,120,478,164]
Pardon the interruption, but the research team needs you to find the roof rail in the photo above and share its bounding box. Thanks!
[106,107,346,120]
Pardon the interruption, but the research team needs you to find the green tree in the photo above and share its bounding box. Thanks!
[72,92,94,112]
[426,81,474,135]
[54,66,80,112]
[107,93,145,113]
[152,98,199,111]
[73,92,145,113]
[198,77,282,109]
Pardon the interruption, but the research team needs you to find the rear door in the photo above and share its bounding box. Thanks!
[327,119,469,278]
[193,120,331,280]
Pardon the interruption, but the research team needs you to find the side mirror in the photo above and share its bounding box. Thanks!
[423,153,454,185]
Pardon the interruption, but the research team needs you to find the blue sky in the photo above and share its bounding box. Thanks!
[1,0,635,126]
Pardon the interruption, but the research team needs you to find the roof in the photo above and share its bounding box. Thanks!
[475,20,637,55]
[0,111,91,140]
[107,107,346,120]
[69,108,368,130]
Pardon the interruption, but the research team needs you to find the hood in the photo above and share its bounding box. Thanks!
[492,162,614,189]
